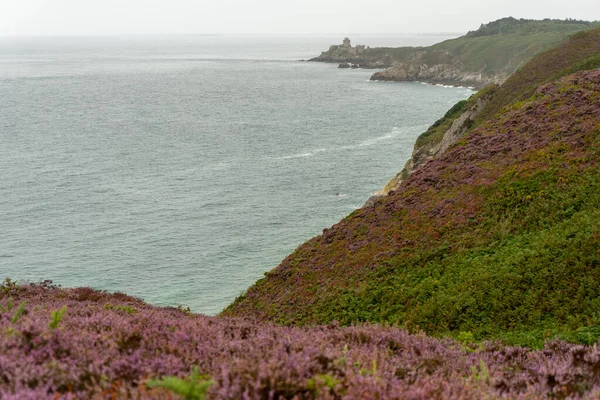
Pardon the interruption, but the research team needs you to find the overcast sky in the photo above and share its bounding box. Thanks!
[1,0,599,36]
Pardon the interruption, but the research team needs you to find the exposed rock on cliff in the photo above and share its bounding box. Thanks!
[370,61,505,88]
[367,85,497,206]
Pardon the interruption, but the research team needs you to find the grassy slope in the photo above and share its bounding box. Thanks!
[475,27,600,125]
[225,31,600,348]
[429,18,599,74]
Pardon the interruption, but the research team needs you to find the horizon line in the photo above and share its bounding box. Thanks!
[0,32,465,39]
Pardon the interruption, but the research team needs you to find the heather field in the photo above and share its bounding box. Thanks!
[3,282,600,399]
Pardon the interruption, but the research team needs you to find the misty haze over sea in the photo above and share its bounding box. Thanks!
[0,34,472,314]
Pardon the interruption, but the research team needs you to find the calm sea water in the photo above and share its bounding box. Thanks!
[0,34,471,314]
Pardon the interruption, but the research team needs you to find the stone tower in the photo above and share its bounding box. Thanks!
[342,37,351,48]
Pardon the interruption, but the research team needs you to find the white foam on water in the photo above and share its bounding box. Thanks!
[277,148,327,160]
[341,130,399,150]
[276,128,404,160]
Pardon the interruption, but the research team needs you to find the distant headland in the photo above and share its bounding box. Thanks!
[309,18,600,87]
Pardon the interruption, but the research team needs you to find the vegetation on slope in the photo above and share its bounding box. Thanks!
[378,85,497,196]
[225,67,600,348]
[378,27,600,197]
[427,18,599,75]
[376,18,600,86]
[475,26,600,126]
[4,282,600,398]
[465,18,599,38]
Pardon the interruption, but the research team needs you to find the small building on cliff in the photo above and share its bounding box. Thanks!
[328,38,367,55]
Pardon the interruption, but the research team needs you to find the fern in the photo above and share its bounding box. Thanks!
[146,367,213,400]
[49,305,67,329]
[11,301,27,323]
[2,297,14,313]
[104,304,136,314]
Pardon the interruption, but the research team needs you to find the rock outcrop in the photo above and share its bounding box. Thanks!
[370,61,506,88]
[309,38,396,68]
[309,53,390,69]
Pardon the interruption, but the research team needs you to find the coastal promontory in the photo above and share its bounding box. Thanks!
[312,18,599,87]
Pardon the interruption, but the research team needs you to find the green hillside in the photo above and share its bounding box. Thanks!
[429,18,600,75]
[225,28,600,348]
[474,26,600,124]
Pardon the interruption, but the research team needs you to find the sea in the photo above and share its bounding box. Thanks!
[0,34,472,314]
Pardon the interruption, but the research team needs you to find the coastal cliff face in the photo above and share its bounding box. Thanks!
[370,86,497,203]
[225,28,600,347]
[370,60,507,88]
[227,67,600,342]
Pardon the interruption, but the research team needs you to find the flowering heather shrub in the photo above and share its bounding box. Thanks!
[3,283,600,399]
[225,68,600,347]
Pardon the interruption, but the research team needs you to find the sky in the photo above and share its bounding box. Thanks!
[1,0,599,36]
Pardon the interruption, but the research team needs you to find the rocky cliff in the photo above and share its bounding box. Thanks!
[370,60,506,88]
[369,18,599,86]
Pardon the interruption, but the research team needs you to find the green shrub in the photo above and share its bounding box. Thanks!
[104,304,136,314]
